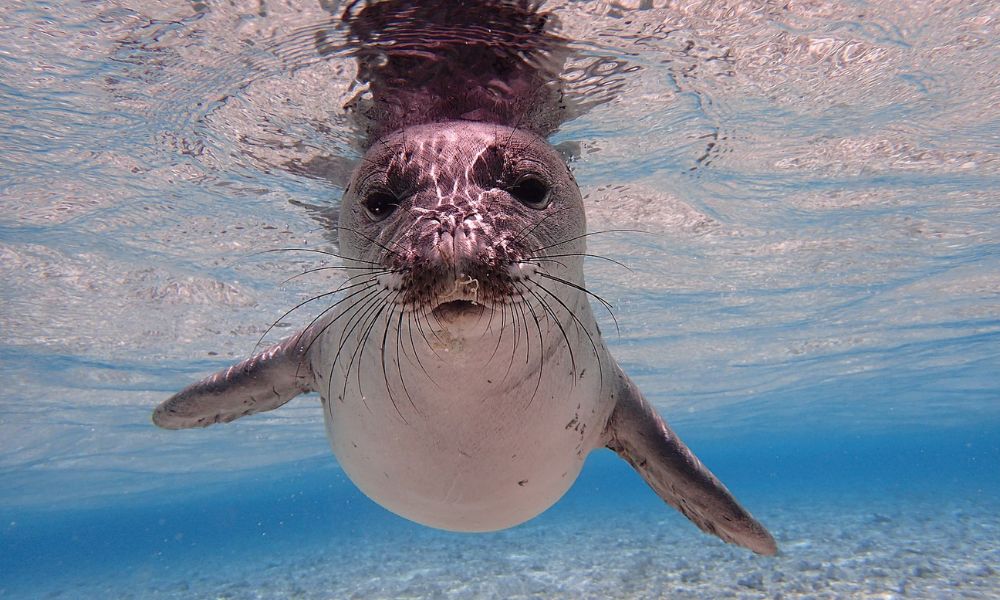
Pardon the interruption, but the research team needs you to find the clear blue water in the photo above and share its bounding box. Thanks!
[2,1,999,598]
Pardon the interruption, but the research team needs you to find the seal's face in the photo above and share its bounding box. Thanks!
[339,121,585,327]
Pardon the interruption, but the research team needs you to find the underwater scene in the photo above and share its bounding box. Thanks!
[1,1,998,598]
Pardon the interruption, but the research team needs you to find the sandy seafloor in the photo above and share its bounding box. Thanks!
[5,442,998,600]
[83,496,1000,600]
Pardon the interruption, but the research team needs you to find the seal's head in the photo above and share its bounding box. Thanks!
[339,120,585,327]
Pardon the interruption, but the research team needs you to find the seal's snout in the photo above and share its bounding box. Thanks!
[426,211,488,317]
[426,206,482,270]
[427,205,482,280]
[389,203,488,314]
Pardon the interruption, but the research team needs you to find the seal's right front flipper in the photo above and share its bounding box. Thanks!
[603,371,778,555]
[153,333,316,429]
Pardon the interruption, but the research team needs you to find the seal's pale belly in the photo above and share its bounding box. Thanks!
[317,306,611,531]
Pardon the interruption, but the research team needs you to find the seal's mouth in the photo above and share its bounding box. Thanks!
[431,299,483,321]
[427,273,485,321]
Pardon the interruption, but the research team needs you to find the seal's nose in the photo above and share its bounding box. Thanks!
[428,204,480,270]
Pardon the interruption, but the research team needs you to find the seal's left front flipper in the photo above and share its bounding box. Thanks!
[153,332,316,429]
[603,370,778,555]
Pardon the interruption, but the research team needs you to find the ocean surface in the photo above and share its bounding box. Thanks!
[1,1,998,598]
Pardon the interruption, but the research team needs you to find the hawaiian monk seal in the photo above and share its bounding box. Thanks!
[152,0,777,555]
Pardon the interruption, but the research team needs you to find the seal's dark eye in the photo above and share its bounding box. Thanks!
[508,176,551,209]
[363,191,399,221]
